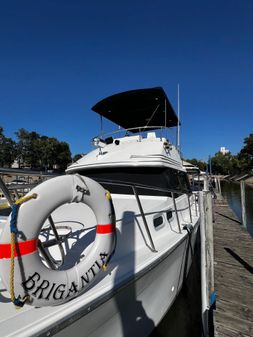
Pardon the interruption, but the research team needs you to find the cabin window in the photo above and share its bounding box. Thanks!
[153,216,164,229]
[166,210,173,221]
[76,167,191,196]
[178,171,191,192]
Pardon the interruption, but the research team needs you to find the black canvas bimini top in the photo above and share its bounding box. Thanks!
[91,87,179,133]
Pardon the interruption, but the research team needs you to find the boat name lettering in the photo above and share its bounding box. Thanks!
[22,253,108,301]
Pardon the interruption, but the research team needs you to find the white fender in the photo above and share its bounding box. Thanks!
[0,174,116,307]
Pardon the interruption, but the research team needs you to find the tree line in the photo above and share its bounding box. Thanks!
[0,127,78,171]
[186,133,253,175]
[1,126,252,175]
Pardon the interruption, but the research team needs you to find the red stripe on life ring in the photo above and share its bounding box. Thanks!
[96,224,115,234]
[0,239,38,259]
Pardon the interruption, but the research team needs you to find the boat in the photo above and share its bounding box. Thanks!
[0,87,200,337]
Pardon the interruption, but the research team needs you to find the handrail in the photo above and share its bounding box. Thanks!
[96,179,189,248]
[172,192,182,233]
[187,194,193,223]
[98,125,167,140]
[132,186,157,252]
[0,176,14,206]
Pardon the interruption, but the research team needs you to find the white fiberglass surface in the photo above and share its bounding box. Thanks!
[38,194,186,269]
[0,216,8,235]
[110,193,198,268]
[0,194,199,337]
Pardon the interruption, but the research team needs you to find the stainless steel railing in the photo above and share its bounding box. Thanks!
[95,179,197,252]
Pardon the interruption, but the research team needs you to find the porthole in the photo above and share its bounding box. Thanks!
[166,210,173,221]
[153,216,164,229]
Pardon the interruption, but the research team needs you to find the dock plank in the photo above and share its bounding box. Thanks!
[213,196,253,337]
[215,311,253,336]
[216,299,253,322]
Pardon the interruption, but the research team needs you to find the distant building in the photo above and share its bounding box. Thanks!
[220,147,229,155]
[11,159,19,169]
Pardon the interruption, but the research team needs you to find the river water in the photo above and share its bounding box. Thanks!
[220,180,253,237]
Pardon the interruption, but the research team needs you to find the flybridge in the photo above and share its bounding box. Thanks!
[92,87,179,133]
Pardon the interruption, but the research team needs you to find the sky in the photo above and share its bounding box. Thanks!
[0,0,253,162]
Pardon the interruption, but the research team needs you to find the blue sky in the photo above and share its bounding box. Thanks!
[0,0,252,162]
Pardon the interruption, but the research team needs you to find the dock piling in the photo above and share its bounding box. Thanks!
[200,188,214,337]
[240,180,247,228]
[217,177,221,194]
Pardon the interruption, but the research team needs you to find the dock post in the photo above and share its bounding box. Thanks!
[205,191,214,297]
[203,174,208,191]
[240,180,247,228]
[200,187,214,337]
[199,192,207,336]
[214,177,218,194]
[217,177,221,194]
[199,191,209,337]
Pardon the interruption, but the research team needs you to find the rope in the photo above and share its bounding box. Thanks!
[10,232,16,303]
[15,193,37,205]
[0,194,37,210]
[9,193,37,308]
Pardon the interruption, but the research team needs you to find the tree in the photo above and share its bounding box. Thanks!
[15,129,72,171]
[15,128,41,168]
[238,133,253,172]
[230,155,241,175]
[184,158,207,172]
[211,152,234,175]
[72,154,83,162]
[0,127,17,167]
[55,141,72,170]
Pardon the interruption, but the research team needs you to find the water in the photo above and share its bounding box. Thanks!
[221,180,253,237]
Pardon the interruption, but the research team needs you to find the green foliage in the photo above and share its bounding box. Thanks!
[1,126,253,175]
[0,127,17,167]
[238,133,253,172]
[0,127,72,171]
[184,158,207,172]
[211,152,233,175]
[186,133,253,175]
[15,129,41,168]
[72,154,83,162]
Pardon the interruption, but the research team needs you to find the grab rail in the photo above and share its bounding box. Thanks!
[97,125,168,140]
[132,186,157,252]
[94,179,196,251]
[187,194,193,223]
[0,176,14,206]
[172,192,182,233]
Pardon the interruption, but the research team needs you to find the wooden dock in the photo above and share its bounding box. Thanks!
[213,195,253,337]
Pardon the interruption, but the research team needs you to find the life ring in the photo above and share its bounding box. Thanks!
[0,174,116,307]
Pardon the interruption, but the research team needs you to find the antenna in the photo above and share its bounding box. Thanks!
[100,115,103,137]
[177,84,180,151]
[164,98,167,139]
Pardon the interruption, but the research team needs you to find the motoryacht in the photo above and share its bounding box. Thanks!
[0,87,200,337]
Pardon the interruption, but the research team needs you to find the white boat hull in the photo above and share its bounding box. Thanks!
[52,224,199,337]
[0,110,201,337]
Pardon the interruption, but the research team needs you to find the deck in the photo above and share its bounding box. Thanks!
[213,195,253,337]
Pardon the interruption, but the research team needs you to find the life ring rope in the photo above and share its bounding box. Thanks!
[9,193,38,308]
